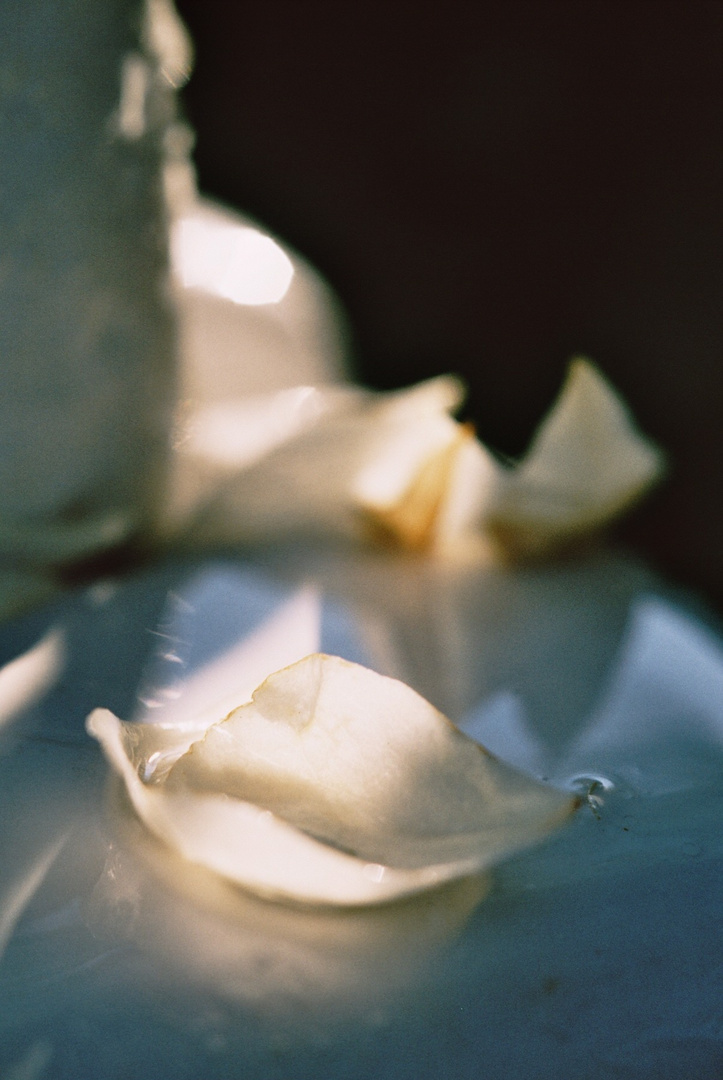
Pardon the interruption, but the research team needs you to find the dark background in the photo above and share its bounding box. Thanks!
[174,1,722,610]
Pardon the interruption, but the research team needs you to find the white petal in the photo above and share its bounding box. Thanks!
[486,358,664,557]
[87,654,575,906]
[176,377,471,549]
[166,361,662,562]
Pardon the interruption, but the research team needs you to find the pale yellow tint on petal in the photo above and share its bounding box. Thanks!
[87,654,576,907]
[166,360,662,563]
[358,424,476,551]
[487,358,664,559]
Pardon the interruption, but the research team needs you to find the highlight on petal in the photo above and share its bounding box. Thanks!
[352,379,495,553]
[87,654,576,907]
[172,213,294,306]
[172,376,497,558]
[485,358,665,558]
[167,359,662,563]
[171,197,349,404]
[165,384,358,536]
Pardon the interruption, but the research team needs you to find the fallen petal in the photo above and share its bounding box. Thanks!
[167,360,662,564]
[486,358,665,558]
[87,654,576,906]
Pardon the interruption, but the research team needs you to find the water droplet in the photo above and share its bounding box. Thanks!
[363,863,386,883]
[139,751,162,782]
[566,774,616,818]
[567,773,616,795]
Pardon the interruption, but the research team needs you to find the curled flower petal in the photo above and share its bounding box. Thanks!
[173,376,484,551]
[169,360,662,563]
[87,654,576,907]
[485,358,665,558]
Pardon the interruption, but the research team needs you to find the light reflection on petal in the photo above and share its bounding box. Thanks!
[182,386,338,470]
[172,198,348,404]
[172,215,294,306]
[88,654,576,907]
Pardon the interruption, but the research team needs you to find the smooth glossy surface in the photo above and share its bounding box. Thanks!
[0,546,721,1078]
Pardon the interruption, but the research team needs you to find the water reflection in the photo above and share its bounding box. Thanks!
[0,838,66,965]
[133,573,321,730]
[0,546,721,1075]
[3,546,721,806]
[87,805,489,1031]
[0,630,65,738]
[256,542,651,733]
[255,542,723,795]
[553,595,723,793]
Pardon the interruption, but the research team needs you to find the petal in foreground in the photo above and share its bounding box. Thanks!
[87,654,576,907]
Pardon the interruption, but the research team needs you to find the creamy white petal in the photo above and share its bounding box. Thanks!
[174,377,475,550]
[87,654,575,906]
[485,358,664,557]
[166,361,662,562]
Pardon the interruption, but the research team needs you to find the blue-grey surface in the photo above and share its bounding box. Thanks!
[0,546,721,1079]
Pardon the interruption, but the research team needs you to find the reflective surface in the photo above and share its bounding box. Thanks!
[0,545,721,1078]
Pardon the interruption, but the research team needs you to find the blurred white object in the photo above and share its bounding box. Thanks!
[0,0,350,622]
[169,360,662,562]
[486,358,665,558]
[171,196,349,403]
[173,211,294,306]
[167,376,485,551]
[0,0,181,574]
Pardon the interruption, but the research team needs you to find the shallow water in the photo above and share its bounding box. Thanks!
[0,545,721,1079]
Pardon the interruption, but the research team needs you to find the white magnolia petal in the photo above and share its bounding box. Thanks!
[176,377,469,549]
[486,358,664,557]
[166,361,661,563]
[87,654,575,906]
